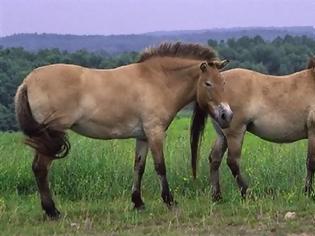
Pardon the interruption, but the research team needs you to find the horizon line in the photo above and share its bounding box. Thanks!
[1,25,314,38]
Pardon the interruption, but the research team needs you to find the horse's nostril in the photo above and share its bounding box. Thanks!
[221,113,226,121]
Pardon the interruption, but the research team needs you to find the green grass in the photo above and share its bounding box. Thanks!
[0,117,315,235]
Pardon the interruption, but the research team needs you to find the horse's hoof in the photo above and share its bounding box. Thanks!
[44,208,61,220]
[133,203,145,211]
[132,191,145,210]
[304,186,314,196]
[166,200,178,210]
[304,188,315,199]
[212,193,222,202]
[241,187,248,199]
[246,189,255,200]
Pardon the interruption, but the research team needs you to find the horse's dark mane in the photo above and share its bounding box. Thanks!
[307,56,315,69]
[138,42,218,63]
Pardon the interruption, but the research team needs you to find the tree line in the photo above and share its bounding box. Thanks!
[1,27,314,53]
[1,35,315,131]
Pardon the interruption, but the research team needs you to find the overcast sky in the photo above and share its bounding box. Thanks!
[1,0,314,36]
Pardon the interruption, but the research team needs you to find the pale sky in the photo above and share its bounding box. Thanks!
[0,0,314,36]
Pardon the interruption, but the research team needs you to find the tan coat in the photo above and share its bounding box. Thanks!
[15,42,231,218]
[191,61,315,201]
[222,68,315,142]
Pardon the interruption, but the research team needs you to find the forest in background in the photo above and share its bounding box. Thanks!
[1,35,315,131]
[1,26,314,53]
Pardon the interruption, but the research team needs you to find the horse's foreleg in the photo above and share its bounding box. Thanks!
[305,133,315,196]
[147,129,175,207]
[226,131,247,198]
[131,139,148,209]
[209,135,227,201]
[32,153,60,219]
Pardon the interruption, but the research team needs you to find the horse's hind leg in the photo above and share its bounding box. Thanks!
[32,152,60,219]
[209,121,227,201]
[209,135,227,201]
[226,127,248,198]
[131,139,148,209]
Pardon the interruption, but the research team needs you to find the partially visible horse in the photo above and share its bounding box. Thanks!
[15,42,232,218]
[191,57,315,200]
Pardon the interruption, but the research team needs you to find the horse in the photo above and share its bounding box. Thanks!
[15,42,232,218]
[191,57,315,201]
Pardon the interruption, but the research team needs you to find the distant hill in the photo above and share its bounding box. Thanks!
[1,26,314,54]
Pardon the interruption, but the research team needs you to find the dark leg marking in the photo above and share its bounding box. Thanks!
[131,139,148,210]
[32,153,60,219]
[209,137,227,201]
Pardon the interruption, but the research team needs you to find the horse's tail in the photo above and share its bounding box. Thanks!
[15,83,70,159]
[190,102,208,179]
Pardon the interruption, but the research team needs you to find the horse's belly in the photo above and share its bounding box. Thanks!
[247,117,307,143]
[71,120,145,140]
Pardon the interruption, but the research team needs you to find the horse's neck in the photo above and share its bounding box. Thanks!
[157,59,199,111]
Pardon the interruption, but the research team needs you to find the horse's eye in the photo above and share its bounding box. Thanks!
[204,81,213,87]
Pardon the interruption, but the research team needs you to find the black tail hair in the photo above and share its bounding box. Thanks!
[190,102,208,178]
[15,84,70,159]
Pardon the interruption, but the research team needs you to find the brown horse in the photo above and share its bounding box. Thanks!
[15,42,232,218]
[191,57,315,201]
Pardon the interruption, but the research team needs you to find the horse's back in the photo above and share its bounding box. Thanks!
[222,68,315,107]
[22,63,148,139]
[222,68,315,143]
[26,63,84,86]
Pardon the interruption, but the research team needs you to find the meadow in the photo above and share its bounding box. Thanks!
[0,117,315,235]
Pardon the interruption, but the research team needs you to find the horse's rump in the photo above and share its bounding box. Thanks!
[15,84,70,159]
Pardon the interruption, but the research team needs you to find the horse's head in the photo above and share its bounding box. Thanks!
[196,59,232,128]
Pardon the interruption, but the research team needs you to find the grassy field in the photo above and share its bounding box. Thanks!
[0,117,315,235]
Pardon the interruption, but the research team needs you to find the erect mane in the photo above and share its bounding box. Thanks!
[138,42,218,63]
[307,56,315,69]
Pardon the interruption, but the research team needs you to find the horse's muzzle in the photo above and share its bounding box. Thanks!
[216,103,233,129]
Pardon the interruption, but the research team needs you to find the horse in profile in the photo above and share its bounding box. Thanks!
[191,57,315,200]
[15,42,232,218]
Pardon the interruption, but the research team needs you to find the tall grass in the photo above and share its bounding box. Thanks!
[0,117,308,201]
[0,117,314,235]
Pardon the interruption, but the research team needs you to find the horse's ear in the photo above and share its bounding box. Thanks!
[208,59,230,70]
[200,62,208,72]
[308,56,315,72]
[219,59,230,69]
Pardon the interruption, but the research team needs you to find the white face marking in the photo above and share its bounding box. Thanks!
[213,103,232,120]
[212,106,220,119]
[220,103,232,114]
[212,102,233,129]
